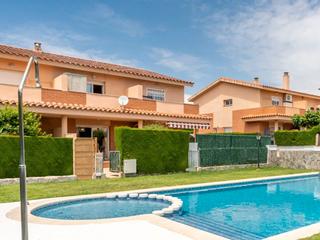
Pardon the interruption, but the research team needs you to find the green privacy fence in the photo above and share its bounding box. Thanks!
[197,134,271,167]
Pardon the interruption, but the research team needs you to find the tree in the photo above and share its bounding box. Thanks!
[292,110,320,129]
[0,106,45,136]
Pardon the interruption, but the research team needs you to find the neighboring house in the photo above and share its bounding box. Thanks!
[189,73,320,134]
[0,43,211,158]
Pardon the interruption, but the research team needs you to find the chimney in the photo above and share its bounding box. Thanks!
[33,42,42,52]
[283,72,290,89]
[253,77,260,84]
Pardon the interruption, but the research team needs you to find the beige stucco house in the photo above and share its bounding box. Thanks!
[189,73,320,134]
[0,43,212,159]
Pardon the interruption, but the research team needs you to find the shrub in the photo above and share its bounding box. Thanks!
[274,126,320,146]
[0,106,46,136]
[115,127,189,174]
[0,135,73,178]
[292,110,320,129]
[143,124,168,130]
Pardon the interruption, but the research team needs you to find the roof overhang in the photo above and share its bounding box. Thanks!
[189,77,320,102]
[0,99,211,124]
[0,48,194,87]
[242,114,293,122]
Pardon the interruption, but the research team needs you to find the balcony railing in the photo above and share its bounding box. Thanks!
[0,84,199,115]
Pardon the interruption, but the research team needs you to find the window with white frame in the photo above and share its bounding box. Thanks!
[223,99,233,107]
[86,81,104,94]
[145,88,165,101]
[67,73,87,92]
[271,96,281,106]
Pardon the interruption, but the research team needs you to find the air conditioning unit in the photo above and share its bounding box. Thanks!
[284,94,293,103]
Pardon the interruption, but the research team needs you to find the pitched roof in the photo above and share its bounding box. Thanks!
[0,99,211,120]
[0,44,193,86]
[189,77,320,101]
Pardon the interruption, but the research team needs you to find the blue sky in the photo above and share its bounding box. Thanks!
[1,0,320,98]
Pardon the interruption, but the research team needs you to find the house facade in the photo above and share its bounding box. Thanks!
[0,43,212,158]
[189,73,320,134]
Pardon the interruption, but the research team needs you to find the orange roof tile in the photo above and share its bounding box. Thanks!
[0,44,193,86]
[241,113,293,120]
[0,99,211,120]
[189,77,320,101]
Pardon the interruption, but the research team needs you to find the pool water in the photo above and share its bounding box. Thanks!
[32,198,170,220]
[159,174,320,240]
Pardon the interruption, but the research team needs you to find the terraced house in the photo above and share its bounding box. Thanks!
[0,43,211,158]
[189,73,320,134]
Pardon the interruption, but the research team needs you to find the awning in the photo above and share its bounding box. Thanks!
[166,121,210,129]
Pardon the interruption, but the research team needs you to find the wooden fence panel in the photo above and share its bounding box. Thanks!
[74,138,96,179]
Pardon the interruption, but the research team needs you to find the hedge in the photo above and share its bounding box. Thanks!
[115,127,189,174]
[0,136,73,178]
[274,126,320,146]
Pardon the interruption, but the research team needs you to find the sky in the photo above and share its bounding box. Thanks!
[1,0,320,99]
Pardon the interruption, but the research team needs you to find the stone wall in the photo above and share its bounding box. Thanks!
[267,145,320,169]
[0,175,76,185]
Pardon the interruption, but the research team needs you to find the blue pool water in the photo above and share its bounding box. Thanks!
[32,198,170,220]
[157,174,320,240]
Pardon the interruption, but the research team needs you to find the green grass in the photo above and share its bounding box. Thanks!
[0,167,315,203]
[301,234,320,240]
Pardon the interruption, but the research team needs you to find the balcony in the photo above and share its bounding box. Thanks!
[0,84,199,116]
[234,106,305,123]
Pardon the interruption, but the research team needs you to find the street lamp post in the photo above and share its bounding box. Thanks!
[18,56,41,240]
[256,134,262,168]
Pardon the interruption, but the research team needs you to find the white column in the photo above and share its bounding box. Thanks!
[138,120,143,129]
[274,120,279,131]
[61,116,68,137]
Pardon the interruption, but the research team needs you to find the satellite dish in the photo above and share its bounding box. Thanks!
[118,96,129,106]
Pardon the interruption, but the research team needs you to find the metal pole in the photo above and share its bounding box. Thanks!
[18,56,40,240]
[257,138,260,168]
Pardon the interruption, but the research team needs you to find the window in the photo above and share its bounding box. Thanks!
[272,96,281,106]
[145,88,165,101]
[77,127,92,138]
[0,70,23,85]
[87,82,104,94]
[67,73,87,92]
[223,99,233,107]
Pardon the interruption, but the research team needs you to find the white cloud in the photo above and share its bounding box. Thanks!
[84,3,145,37]
[150,47,210,81]
[198,0,320,94]
[0,25,138,67]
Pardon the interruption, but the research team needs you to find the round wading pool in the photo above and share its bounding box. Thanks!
[31,194,182,220]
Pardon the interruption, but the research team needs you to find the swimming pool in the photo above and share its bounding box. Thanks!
[32,198,169,220]
[29,173,320,239]
[155,174,320,240]
[31,193,183,220]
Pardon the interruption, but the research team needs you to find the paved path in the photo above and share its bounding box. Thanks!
[1,202,192,240]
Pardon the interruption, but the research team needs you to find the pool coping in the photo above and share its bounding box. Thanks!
[6,171,320,240]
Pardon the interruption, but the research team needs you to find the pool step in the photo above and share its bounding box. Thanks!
[169,213,265,240]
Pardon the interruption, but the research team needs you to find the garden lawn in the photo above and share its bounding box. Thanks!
[0,167,315,203]
[302,234,320,240]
